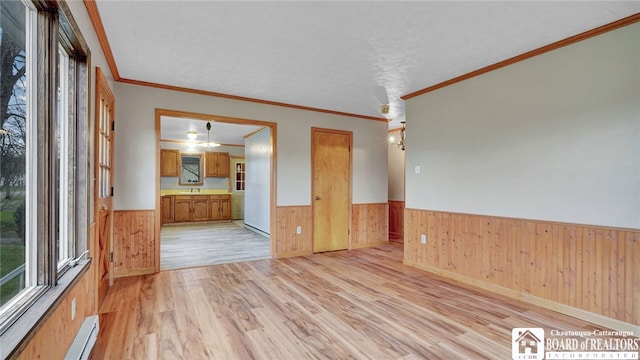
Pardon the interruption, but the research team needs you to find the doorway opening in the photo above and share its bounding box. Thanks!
[154,109,276,271]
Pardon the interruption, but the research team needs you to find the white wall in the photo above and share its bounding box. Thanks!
[245,128,271,233]
[113,83,388,210]
[405,22,640,229]
[388,134,405,201]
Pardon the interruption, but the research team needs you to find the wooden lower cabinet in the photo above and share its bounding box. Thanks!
[209,195,231,221]
[192,197,210,221]
[161,196,174,224]
[173,196,193,222]
[162,194,231,224]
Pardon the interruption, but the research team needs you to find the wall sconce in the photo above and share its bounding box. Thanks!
[389,121,406,151]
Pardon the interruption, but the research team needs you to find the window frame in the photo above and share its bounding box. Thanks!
[0,0,92,353]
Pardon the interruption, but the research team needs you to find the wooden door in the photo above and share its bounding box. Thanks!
[95,68,115,307]
[216,152,230,177]
[192,198,209,221]
[161,196,174,224]
[174,197,192,222]
[205,152,216,177]
[209,199,220,220]
[160,149,179,176]
[312,128,351,252]
[220,199,231,220]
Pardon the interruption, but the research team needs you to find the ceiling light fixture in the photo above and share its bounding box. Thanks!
[390,121,406,151]
[199,121,221,149]
[186,131,198,140]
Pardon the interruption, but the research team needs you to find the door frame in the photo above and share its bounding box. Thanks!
[153,109,277,272]
[93,67,115,308]
[310,127,353,252]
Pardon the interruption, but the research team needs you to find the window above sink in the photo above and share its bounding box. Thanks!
[179,154,203,186]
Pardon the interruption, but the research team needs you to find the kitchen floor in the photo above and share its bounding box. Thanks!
[160,221,270,270]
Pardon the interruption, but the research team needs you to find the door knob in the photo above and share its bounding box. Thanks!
[315,196,321,200]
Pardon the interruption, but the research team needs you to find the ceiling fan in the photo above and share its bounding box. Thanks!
[198,121,221,149]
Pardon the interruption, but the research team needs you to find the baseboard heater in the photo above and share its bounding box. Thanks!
[243,223,270,239]
[65,315,99,360]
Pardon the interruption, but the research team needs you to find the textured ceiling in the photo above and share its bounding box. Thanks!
[96,1,640,129]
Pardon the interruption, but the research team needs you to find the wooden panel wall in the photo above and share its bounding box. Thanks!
[404,209,640,327]
[113,210,156,278]
[15,224,98,359]
[351,203,388,249]
[15,267,94,359]
[389,200,404,243]
[275,206,312,258]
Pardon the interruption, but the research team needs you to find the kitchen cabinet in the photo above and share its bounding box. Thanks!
[160,149,180,177]
[209,195,231,221]
[173,195,210,222]
[161,196,174,224]
[162,194,231,224]
[205,152,230,177]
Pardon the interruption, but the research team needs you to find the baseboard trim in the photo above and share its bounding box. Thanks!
[276,250,313,259]
[351,241,389,249]
[114,267,154,278]
[404,260,640,334]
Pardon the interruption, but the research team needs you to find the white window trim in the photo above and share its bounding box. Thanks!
[57,44,72,270]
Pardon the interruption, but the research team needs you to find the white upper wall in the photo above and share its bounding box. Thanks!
[244,128,271,233]
[113,83,388,210]
[388,135,405,201]
[405,22,640,229]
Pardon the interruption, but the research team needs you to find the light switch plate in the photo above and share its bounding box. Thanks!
[414,165,421,175]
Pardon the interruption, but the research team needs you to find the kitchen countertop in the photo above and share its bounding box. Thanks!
[161,189,232,196]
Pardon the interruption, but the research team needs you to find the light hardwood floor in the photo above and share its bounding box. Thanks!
[93,243,615,359]
[161,222,270,270]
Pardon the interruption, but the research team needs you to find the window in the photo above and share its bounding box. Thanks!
[0,0,37,314]
[0,0,90,335]
[235,161,245,191]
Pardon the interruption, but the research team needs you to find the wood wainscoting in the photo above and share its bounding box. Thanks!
[275,206,313,258]
[351,203,388,249]
[389,200,404,243]
[113,210,157,278]
[15,266,94,359]
[404,208,640,331]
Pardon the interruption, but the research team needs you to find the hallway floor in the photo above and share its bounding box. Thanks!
[160,221,270,270]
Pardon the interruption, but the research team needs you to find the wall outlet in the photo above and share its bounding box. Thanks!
[71,297,76,321]
[296,226,302,234]
[420,234,427,244]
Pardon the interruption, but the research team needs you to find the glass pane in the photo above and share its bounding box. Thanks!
[0,0,28,306]
[57,45,70,268]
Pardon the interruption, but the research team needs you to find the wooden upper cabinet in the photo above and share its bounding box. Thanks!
[160,149,180,177]
[205,152,230,177]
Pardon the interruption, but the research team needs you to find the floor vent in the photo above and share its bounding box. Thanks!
[65,315,99,360]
